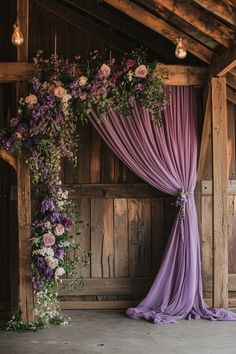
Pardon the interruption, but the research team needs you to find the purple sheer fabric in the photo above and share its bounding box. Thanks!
[89,86,236,323]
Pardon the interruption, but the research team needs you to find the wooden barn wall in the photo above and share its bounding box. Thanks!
[0,0,19,317]
[27,3,178,308]
[199,99,236,306]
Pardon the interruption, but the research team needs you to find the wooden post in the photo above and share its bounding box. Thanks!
[211,77,228,308]
[15,0,34,322]
[17,155,34,322]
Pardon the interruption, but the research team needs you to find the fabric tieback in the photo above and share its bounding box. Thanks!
[175,188,190,239]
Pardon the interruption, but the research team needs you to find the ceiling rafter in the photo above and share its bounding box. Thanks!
[151,0,233,47]
[226,73,236,89]
[194,0,236,27]
[63,0,173,61]
[103,0,213,64]
[210,46,236,76]
[31,0,132,51]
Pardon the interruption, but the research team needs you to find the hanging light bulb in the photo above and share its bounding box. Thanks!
[175,37,187,59]
[11,20,24,46]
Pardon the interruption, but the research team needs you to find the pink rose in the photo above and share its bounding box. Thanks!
[55,267,65,277]
[54,86,67,98]
[134,65,148,78]
[25,94,38,105]
[79,92,88,101]
[61,93,72,103]
[47,257,58,269]
[54,224,65,236]
[99,63,111,78]
[43,233,55,247]
[125,59,135,69]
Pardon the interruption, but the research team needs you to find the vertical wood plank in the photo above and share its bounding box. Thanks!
[90,127,101,183]
[197,90,211,181]
[201,195,213,294]
[101,141,115,183]
[17,155,34,322]
[114,199,128,277]
[128,199,151,277]
[76,199,91,278]
[227,101,235,179]
[211,77,228,308]
[78,124,91,184]
[91,199,114,278]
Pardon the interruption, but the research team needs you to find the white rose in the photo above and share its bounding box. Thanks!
[55,267,66,278]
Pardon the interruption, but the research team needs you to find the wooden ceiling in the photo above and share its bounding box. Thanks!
[31,0,236,65]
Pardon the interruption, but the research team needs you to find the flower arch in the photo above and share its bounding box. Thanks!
[0,48,165,328]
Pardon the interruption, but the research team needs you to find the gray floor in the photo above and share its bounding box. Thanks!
[0,310,236,354]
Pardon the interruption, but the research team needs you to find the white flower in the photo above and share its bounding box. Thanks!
[37,247,54,257]
[44,221,52,230]
[59,240,71,248]
[127,70,133,82]
[47,257,59,269]
[55,267,66,278]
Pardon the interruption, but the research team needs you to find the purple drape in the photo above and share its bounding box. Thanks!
[89,86,236,323]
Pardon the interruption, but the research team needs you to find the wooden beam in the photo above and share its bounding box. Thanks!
[17,155,34,322]
[103,0,213,63]
[202,180,236,195]
[63,0,171,61]
[59,277,153,296]
[60,300,139,310]
[194,0,236,27]
[152,0,233,47]
[197,90,211,181]
[230,67,236,77]
[227,86,236,104]
[210,47,236,77]
[227,72,236,89]
[32,0,131,51]
[0,151,17,170]
[0,62,33,82]
[211,77,228,309]
[157,64,208,85]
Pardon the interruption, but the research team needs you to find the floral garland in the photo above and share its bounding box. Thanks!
[0,48,166,328]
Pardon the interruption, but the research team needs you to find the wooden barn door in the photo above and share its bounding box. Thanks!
[60,123,177,309]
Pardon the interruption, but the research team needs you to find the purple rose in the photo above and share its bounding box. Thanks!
[44,267,53,281]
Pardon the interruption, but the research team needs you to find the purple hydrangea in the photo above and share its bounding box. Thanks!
[41,197,55,213]
[35,256,46,269]
[44,267,53,281]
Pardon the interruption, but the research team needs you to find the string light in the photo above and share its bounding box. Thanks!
[175,37,187,59]
[11,19,24,46]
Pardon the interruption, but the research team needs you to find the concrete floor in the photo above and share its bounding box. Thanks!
[0,310,236,354]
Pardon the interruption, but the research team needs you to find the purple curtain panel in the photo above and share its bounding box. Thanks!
[89,86,236,324]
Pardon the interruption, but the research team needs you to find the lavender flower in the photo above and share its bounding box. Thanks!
[41,197,55,213]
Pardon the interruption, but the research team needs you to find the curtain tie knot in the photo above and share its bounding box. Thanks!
[175,188,189,220]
